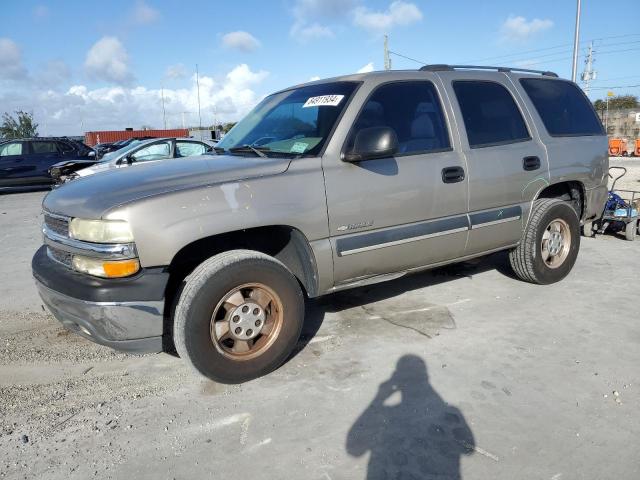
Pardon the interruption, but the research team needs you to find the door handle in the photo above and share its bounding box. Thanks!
[441,166,465,184]
[523,156,541,171]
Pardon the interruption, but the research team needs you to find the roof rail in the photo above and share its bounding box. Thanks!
[419,64,558,78]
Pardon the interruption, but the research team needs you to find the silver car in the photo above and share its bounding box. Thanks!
[50,137,216,182]
[34,65,608,383]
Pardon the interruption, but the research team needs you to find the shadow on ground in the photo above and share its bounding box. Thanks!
[346,355,475,479]
[293,251,515,357]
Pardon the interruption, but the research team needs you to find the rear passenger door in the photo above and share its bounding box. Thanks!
[323,79,469,284]
[30,140,63,184]
[442,74,548,255]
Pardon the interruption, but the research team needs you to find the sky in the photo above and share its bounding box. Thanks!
[1,0,639,136]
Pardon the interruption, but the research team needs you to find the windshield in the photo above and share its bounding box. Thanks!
[217,81,359,157]
[99,140,143,162]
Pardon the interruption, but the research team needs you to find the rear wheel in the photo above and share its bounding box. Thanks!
[625,221,637,241]
[174,250,304,383]
[509,198,580,284]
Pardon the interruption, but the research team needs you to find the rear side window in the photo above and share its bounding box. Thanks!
[453,81,530,148]
[520,78,604,136]
[348,81,451,155]
[31,141,58,154]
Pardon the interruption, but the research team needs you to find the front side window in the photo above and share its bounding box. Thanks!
[453,81,530,148]
[0,142,22,156]
[57,141,75,154]
[347,81,451,155]
[131,141,171,162]
[32,141,59,154]
[176,141,206,157]
[520,78,604,136]
[217,81,359,157]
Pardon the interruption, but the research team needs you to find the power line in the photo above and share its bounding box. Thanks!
[589,84,640,90]
[388,50,429,66]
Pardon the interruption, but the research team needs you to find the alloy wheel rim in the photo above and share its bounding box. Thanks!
[541,218,571,269]
[210,283,283,361]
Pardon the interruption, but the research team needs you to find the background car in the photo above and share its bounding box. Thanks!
[50,137,216,183]
[0,137,96,192]
[94,137,156,158]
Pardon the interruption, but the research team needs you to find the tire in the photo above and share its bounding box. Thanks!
[174,250,304,383]
[625,221,637,241]
[509,198,581,284]
[582,221,595,238]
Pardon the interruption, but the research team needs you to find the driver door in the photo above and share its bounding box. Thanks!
[323,79,469,285]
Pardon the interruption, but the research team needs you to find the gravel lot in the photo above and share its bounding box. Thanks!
[1,181,639,480]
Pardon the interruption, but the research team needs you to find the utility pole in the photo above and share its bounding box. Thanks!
[161,85,167,130]
[571,0,582,82]
[581,41,596,95]
[383,34,391,71]
[196,64,203,140]
[605,91,614,133]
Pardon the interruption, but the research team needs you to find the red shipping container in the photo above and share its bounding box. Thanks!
[84,129,189,146]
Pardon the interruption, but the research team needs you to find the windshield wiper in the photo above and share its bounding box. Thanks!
[213,146,226,154]
[228,145,270,158]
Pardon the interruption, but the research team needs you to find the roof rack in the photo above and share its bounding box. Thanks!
[419,64,558,78]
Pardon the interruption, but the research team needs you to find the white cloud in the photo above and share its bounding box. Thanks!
[309,75,321,81]
[221,31,261,52]
[84,36,133,85]
[289,0,354,42]
[33,5,49,19]
[1,64,269,135]
[165,63,187,79]
[131,0,160,25]
[500,15,553,42]
[357,62,374,73]
[353,1,423,32]
[0,38,28,81]
[290,22,334,42]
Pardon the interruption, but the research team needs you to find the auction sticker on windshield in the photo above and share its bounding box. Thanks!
[303,95,344,108]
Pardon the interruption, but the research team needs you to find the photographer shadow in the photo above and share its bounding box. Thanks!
[347,355,475,479]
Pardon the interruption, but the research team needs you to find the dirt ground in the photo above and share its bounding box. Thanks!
[1,177,639,479]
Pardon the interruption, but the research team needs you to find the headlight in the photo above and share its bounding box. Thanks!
[72,256,140,278]
[69,219,134,243]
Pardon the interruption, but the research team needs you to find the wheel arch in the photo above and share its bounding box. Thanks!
[534,180,586,221]
[164,225,319,317]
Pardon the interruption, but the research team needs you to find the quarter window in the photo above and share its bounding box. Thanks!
[0,142,22,156]
[348,81,451,155]
[520,78,604,136]
[453,81,529,148]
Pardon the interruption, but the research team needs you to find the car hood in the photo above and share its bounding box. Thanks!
[43,154,292,218]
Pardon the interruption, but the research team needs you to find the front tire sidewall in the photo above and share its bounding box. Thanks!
[532,203,580,284]
[175,253,304,384]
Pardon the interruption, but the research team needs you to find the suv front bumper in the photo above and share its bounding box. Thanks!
[32,246,168,353]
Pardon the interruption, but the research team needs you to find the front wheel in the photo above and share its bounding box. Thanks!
[174,250,304,383]
[509,198,580,284]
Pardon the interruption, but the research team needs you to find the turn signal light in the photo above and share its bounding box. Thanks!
[72,256,140,278]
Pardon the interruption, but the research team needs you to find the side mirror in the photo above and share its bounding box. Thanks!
[342,126,398,162]
[88,151,96,158]
[125,154,135,165]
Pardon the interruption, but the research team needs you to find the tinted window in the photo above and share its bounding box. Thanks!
[453,81,529,148]
[348,81,450,155]
[0,142,22,156]
[57,141,75,154]
[520,78,604,136]
[176,142,206,157]
[32,141,59,154]
[131,141,171,162]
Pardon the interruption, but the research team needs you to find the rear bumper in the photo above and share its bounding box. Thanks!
[32,246,168,353]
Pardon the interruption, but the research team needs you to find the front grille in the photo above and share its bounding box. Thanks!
[44,213,69,237]
[47,246,73,268]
